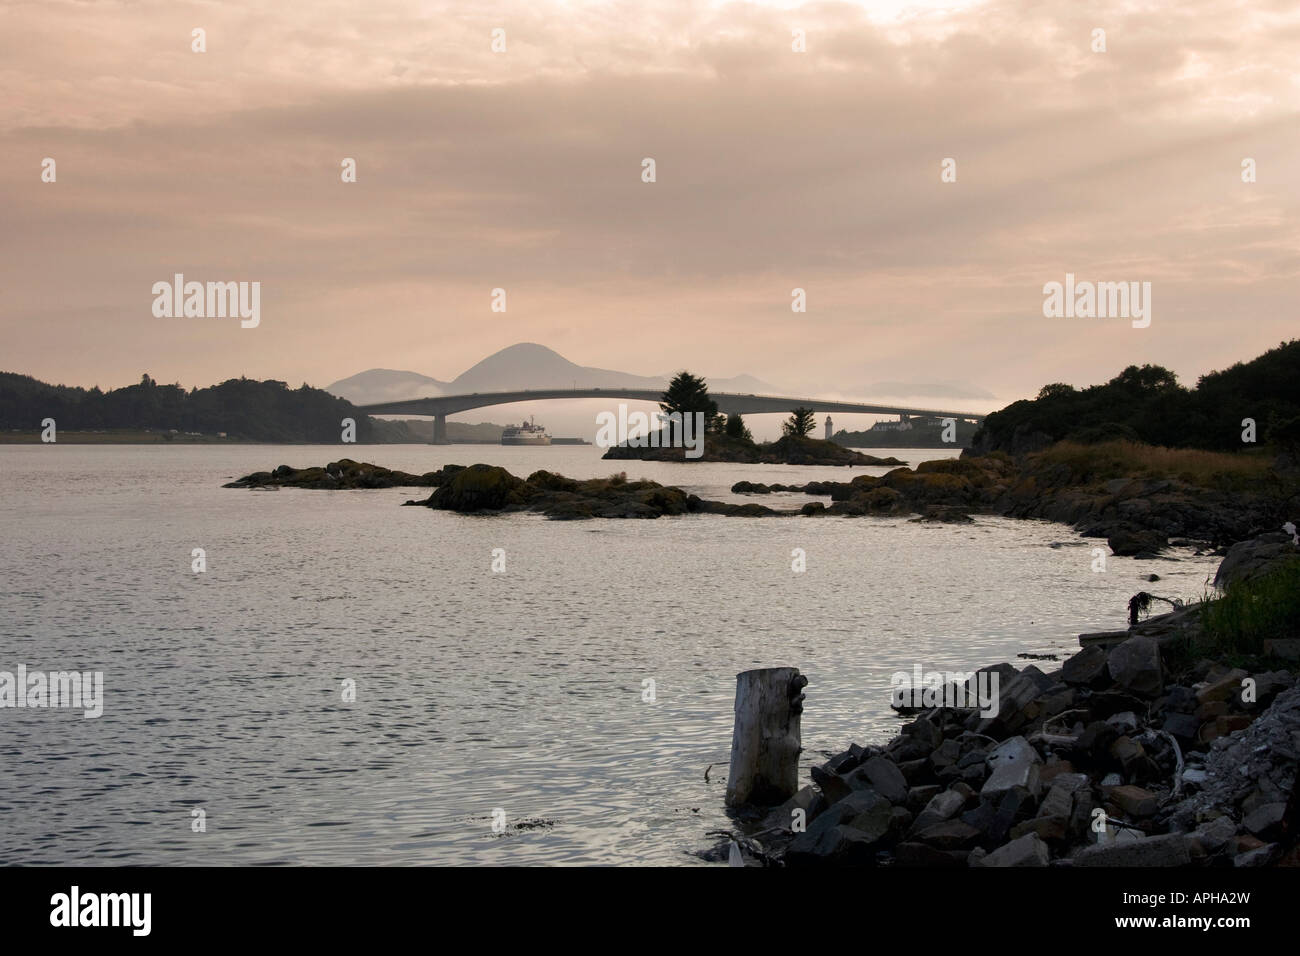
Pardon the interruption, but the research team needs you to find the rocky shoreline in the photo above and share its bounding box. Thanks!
[728,448,1293,551]
[224,451,1292,546]
[716,534,1300,868]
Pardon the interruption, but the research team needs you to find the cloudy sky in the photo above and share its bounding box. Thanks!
[2,0,1297,412]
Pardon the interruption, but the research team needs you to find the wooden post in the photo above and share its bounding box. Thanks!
[725,667,806,808]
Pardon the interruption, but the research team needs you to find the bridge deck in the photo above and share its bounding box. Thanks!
[359,388,987,422]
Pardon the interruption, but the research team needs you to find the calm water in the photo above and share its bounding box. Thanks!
[0,444,1221,865]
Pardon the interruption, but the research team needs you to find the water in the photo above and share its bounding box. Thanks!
[0,444,1221,865]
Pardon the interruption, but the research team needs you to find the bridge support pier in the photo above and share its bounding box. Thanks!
[433,414,447,444]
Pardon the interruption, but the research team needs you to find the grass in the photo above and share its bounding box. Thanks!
[1197,558,1300,657]
[1032,439,1274,487]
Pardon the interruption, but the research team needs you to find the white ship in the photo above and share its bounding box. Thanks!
[501,417,552,446]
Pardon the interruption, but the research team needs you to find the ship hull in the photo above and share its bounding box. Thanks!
[501,435,552,446]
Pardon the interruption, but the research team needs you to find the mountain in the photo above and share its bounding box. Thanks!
[329,344,782,402]
[325,369,451,406]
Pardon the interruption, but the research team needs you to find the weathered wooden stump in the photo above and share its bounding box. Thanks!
[725,667,806,808]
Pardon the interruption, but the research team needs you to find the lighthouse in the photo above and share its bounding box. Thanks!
[825,415,833,441]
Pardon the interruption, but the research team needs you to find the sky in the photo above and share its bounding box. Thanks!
[2,0,1297,417]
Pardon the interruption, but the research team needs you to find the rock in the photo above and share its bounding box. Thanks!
[1019,665,1057,694]
[962,787,1037,846]
[1075,722,1120,767]
[850,756,909,805]
[786,790,894,864]
[981,736,1042,799]
[822,749,861,775]
[1107,784,1159,817]
[1200,714,1254,742]
[1164,685,1198,713]
[1037,783,1076,821]
[1109,736,1154,780]
[972,832,1050,867]
[907,785,942,811]
[810,765,851,805]
[1214,533,1299,589]
[784,824,877,865]
[1245,671,1295,710]
[929,738,962,771]
[1189,816,1237,854]
[1038,761,1078,787]
[1060,642,1112,686]
[1074,833,1191,867]
[1010,816,1067,842]
[975,671,1042,734]
[1195,700,1229,721]
[910,789,968,833]
[1235,843,1282,867]
[1107,636,1164,697]
[423,463,527,512]
[1196,669,1249,705]
[836,789,895,833]
[1161,713,1202,745]
[914,819,983,850]
[761,785,824,831]
[1243,802,1287,840]
[1108,528,1168,557]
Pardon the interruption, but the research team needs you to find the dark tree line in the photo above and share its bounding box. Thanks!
[0,372,384,442]
[969,340,1300,455]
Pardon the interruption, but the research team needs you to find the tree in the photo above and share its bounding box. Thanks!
[724,412,753,442]
[660,371,719,429]
[1108,364,1180,394]
[782,407,816,438]
[1036,383,1075,400]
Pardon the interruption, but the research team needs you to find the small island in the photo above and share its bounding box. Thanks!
[599,372,905,466]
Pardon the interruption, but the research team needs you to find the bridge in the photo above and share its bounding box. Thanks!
[359,388,988,443]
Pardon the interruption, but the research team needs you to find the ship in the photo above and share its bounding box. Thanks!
[500,417,552,446]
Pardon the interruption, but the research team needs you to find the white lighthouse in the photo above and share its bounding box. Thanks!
[825,415,833,441]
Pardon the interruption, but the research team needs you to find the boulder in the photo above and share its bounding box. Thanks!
[982,736,1043,799]
[1235,843,1282,867]
[1107,784,1159,817]
[1214,533,1299,589]
[914,819,983,850]
[1243,802,1287,840]
[426,463,527,512]
[1107,636,1164,697]
[1074,833,1191,866]
[850,756,910,805]
[972,832,1050,867]
[1062,645,1108,687]
[910,788,968,833]
[810,765,852,805]
[1196,668,1249,705]
[786,790,893,864]
[1108,528,1167,557]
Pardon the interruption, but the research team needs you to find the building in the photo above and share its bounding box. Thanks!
[868,415,913,433]
[825,416,833,440]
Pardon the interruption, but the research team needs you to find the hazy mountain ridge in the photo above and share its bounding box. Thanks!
[327,343,784,405]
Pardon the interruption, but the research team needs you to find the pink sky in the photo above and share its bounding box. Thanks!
[2,0,1297,407]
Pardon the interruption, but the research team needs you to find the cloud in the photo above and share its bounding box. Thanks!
[1,0,1297,402]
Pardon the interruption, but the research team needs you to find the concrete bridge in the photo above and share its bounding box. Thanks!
[359,388,988,443]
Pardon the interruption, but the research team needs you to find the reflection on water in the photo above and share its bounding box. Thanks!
[0,445,1219,864]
